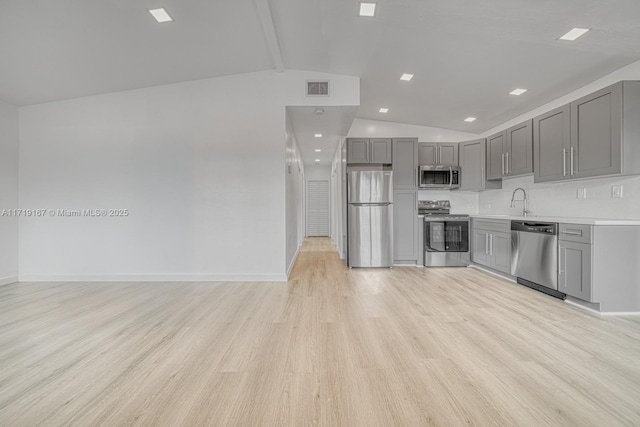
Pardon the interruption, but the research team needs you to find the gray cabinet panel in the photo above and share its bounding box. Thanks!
[459,139,501,191]
[487,131,506,180]
[570,84,622,178]
[439,144,458,165]
[471,219,512,274]
[472,229,490,266]
[491,232,511,274]
[393,190,419,262]
[347,138,369,164]
[533,105,570,183]
[370,138,393,164]
[559,240,592,301]
[418,142,458,165]
[392,138,418,189]
[347,138,392,164]
[418,143,438,165]
[506,120,533,176]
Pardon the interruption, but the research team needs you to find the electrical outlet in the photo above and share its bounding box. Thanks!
[577,188,587,199]
[612,185,623,198]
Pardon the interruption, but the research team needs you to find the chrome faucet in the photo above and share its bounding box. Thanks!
[510,187,530,217]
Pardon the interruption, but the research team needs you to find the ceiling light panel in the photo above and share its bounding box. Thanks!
[464,117,477,122]
[559,28,589,41]
[314,133,322,138]
[359,2,376,17]
[315,149,321,152]
[400,73,414,81]
[379,108,389,113]
[148,8,173,23]
[509,88,528,96]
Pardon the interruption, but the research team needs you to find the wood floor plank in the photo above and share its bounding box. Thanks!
[0,237,639,426]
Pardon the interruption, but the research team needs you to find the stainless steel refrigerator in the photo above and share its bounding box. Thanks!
[347,167,393,267]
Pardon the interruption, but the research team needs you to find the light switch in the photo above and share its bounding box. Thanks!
[577,188,587,199]
[612,185,623,198]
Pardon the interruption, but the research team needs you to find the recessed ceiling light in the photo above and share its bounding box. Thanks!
[359,2,376,17]
[315,159,321,162]
[315,149,321,152]
[400,73,414,81]
[148,8,173,23]
[559,28,590,41]
[314,133,323,138]
[509,88,528,96]
[379,108,389,113]
[464,117,477,122]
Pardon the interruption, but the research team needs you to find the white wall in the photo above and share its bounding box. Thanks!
[18,70,359,281]
[304,165,331,180]
[479,59,640,219]
[348,118,478,142]
[0,100,19,285]
[285,110,305,275]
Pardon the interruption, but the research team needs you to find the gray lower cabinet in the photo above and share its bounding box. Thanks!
[393,190,419,263]
[534,81,640,183]
[418,142,458,165]
[392,138,418,189]
[558,240,592,301]
[471,219,511,274]
[347,138,392,164]
[459,138,501,191]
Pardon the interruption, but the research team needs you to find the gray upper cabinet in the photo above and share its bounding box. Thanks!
[418,142,458,166]
[534,81,640,183]
[370,138,393,164]
[487,120,533,180]
[533,105,571,183]
[570,84,622,179]
[392,138,418,189]
[486,131,506,180]
[347,138,392,164]
[506,120,533,176]
[459,138,501,191]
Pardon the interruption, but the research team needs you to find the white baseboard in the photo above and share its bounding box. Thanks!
[468,264,516,282]
[287,247,301,278]
[17,274,288,283]
[0,275,18,286]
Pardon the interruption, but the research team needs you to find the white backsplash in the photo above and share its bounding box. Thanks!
[479,174,640,219]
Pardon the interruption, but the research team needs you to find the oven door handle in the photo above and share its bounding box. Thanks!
[449,166,453,188]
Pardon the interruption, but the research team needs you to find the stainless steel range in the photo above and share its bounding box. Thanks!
[419,200,470,267]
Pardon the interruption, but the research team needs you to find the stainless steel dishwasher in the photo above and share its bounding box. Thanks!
[511,221,565,299]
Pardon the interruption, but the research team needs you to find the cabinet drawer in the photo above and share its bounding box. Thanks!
[472,219,510,233]
[559,224,592,244]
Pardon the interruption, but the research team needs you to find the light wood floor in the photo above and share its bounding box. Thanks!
[1,237,639,426]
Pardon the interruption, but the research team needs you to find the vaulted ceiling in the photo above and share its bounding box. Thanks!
[2,0,640,163]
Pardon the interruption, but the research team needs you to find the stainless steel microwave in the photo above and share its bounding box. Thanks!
[418,165,460,189]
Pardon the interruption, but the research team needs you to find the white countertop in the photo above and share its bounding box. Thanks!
[469,214,640,226]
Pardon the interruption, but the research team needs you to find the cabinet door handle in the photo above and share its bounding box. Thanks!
[485,234,489,255]
[501,153,505,175]
[449,166,453,188]
[562,149,567,177]
[481,166,485,189]
[489,234,493,256]
[570,147,576,176]
[561,230,583,236]
[505,152,509,174]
